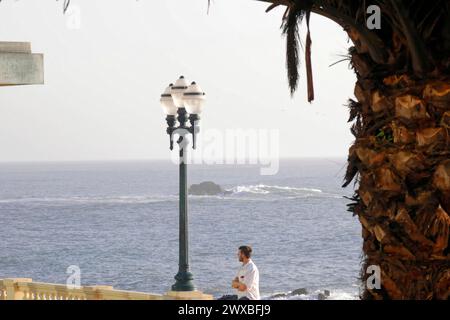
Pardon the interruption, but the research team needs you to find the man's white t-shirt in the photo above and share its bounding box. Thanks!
[236,259,260,300]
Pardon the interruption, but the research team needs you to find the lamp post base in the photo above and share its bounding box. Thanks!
[171,271,195,292]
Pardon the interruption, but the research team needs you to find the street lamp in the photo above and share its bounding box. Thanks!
[160,75,206,292]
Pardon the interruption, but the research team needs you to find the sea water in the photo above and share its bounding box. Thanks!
[0,159,362,299]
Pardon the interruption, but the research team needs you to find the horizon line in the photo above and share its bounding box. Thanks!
[0,156,348,164]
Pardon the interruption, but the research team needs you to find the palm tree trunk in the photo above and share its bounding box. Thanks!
[255,0,450,299]
[345,67,450,299]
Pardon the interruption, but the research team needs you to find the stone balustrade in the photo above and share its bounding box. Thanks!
[0,278,213,300]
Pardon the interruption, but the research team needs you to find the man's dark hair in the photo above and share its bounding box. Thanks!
[239,245,252,258]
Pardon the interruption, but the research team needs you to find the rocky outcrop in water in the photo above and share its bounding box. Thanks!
[318,290,331,300]
[269,288,331,300]
[291,288,308,296]
[188,181,225,196]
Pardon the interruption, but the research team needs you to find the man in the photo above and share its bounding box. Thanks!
[231,245,260,300]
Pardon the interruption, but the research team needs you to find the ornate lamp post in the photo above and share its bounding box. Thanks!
[160,76,206,292]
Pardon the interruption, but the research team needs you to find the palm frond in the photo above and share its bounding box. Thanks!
[280,0,314,100]
[281,3,305,96]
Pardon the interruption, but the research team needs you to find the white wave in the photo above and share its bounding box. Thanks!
[230,184,323,195]
[186,184,343,201]
[327,290,359,300]
[265,288,359,300]
[0,185,342,204]
[232,185,271,194]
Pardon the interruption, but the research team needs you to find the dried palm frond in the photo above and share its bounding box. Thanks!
[347,99,362,123]
[281,2,304,96]
[281,0,313,100]
[265,0,291,14]
[55,0,71,13]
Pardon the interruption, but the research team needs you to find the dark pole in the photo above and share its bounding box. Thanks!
[171,107,195,292]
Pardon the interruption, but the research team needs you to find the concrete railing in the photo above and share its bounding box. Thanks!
[0,278,213,300]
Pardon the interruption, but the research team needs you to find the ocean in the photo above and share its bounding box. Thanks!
[0,159,362,300]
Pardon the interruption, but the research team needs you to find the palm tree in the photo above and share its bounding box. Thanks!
[5,0,447,300]
[252,0,450,300]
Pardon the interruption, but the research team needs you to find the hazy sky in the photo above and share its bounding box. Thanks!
[0,0,356,162]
